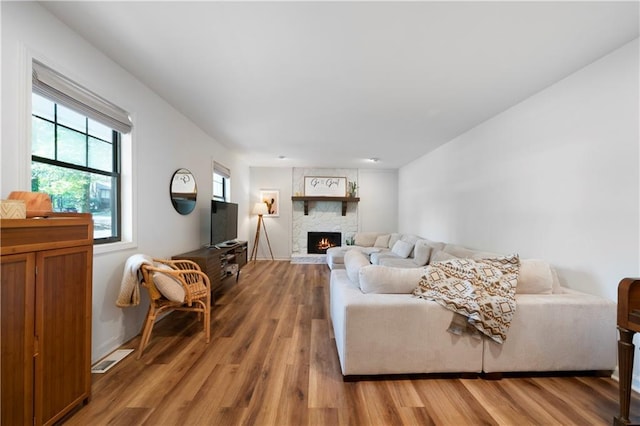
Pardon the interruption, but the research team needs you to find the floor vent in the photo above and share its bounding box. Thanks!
[91,349,134,374]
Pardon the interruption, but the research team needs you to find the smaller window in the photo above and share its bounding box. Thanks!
[213,162,231,202]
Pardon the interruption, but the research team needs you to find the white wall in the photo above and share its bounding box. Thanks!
[249,167,292,260]
[2,2,250,362]
[359,169,398,233]
[400,38,639,380]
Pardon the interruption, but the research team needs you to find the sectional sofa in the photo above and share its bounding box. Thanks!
[328,232,617,377]
[327,231,497,270]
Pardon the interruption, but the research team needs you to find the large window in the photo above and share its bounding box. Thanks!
[31,61,131,243]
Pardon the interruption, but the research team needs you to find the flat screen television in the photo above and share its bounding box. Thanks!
[210,200,238,247]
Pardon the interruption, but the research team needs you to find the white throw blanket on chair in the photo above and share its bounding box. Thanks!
[116,254,153,307]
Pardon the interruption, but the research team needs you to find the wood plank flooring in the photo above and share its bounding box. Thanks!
[65,260,639,425]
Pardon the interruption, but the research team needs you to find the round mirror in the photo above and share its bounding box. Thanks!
[170,168,197,215]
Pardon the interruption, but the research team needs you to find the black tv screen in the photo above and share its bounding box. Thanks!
[210,200,238,247]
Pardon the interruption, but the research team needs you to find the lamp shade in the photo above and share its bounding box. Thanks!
[252,202,269,216]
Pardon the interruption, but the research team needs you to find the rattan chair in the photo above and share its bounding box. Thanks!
[137,258,211,359]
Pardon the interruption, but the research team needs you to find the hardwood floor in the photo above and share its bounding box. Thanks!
[66,260,638,425]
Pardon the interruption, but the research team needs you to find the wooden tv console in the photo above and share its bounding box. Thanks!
[172,241,248,295]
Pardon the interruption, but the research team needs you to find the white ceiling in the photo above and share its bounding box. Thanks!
[41,1,639,169]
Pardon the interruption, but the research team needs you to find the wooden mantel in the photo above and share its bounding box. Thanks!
[291,196,360,216]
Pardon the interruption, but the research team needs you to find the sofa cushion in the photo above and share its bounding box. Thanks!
[516,259,554,294]
[153,264,185,302]
[443,244,477,258]
[374,234,391,248]
[412,240,433,266]
[361,247,383,256]
[430,250,458,263]
[359,265,425,294]
[377,258,419,268]
[388,233,402,249]
[354,232,379,247]
[391,240,413,258]
[370,251,395,265]
[344,250,371,284]
[428,240,446,253]
[443,244,502,260]
[551,268,562,294]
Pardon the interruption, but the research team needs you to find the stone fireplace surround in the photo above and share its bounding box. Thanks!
[291,168,358,262]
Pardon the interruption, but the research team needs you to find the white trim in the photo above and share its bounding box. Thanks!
[18,44,31,191]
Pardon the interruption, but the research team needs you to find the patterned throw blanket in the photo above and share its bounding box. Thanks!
[413,255,520,344]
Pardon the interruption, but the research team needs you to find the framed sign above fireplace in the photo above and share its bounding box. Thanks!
[304,176,347,197]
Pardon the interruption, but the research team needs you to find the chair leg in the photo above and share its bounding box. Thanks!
[137,305,157,359]
[204,303,211,344]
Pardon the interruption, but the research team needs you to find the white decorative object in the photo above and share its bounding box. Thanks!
[304,176,347,196]
[0,200,26,219]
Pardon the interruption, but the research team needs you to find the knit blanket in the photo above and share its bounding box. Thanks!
[413,255,520,344]
[116,254,153,307]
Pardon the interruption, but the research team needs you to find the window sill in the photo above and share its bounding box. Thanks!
[93,240,137,256]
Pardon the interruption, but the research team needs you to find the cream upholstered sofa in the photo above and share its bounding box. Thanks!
[327,232,443,270]
[329,243,617,377]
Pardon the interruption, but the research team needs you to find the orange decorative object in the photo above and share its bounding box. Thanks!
[8,191,53,217]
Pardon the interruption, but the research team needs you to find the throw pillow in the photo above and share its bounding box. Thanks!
[354,232,379,247]
[516,259,554,294]
[374,234,391,248]
[388,233,402,249]
[344,250,370,284]
[400,234,420,245]
[412,240,433,266]
[359,265,425,294]
[391,240,413,258]
[152,264,185,302]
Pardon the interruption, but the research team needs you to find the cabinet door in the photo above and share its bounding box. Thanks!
[35,246,92,426]
[1,253,35,426]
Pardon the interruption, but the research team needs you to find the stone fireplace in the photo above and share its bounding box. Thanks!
[291,167,359,262]
[307,232,341,254]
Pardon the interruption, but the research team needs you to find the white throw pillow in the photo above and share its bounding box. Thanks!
[388,233,402,249]
[412,240,433,266]
[354,232,379,247]
[516,259,554,294]
[400,234,420,245]
[391,240,413,259]
[153,264,185,302]
[374,234,391,248]
[344,250,370,284]
[359,265,425,294]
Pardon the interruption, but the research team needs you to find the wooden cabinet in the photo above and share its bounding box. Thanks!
[173,241,248,295]
[1,214,93,426]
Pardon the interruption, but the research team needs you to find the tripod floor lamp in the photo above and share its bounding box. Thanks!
[250,202,274,261]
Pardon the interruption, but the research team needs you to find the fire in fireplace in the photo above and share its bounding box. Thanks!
[308,232,341,254]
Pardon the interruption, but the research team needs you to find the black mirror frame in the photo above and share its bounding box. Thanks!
[170,168,197,215]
